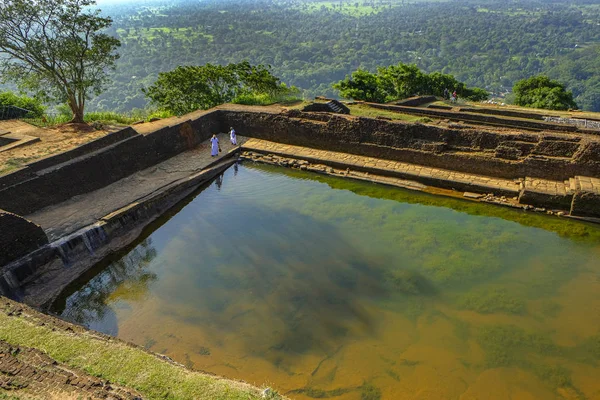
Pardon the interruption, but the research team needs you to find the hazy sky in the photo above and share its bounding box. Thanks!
[96,0,139,4]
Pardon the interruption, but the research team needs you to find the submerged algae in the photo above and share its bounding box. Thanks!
[249,163,600,242]
[360,383,382,400]
[391,270,436,296]
[476,324,561,368]
[457,288,525,315]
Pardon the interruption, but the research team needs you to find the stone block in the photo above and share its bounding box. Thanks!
[570,191,600,218]
[519,189,573,210]
[533,140,580,157]
[494,145,521,160]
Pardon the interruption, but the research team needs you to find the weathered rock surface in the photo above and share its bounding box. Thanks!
[0,211,48,268]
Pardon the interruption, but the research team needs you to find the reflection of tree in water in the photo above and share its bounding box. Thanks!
[61,238,158,335]
[161,204,390,361]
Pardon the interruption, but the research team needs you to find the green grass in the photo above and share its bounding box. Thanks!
[348,104,434,122]
[0,312,276,400]
[233,92,302,106]
[24,109,175,128]
[0,394,22,400]
[0,157,35,176]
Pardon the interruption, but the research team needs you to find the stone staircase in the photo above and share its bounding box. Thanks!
[326,100,350,114]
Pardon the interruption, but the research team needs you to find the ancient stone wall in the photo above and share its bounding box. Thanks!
[368,103,582,132]
[0,211,48,272]
[396,96,437,107]
[220,109,600,181]
[0,127,139,191]
[0,112,221,216]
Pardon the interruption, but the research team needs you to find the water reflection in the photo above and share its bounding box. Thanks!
[61,238,158,335]
[153,203,389,358]
[56,163,600,399]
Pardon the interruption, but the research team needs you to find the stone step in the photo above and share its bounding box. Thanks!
[242,138,521,197]
[569,177,579,193]
[575,176,599,194]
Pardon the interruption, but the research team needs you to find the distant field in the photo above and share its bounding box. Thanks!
[116,27,214,42]
[290,0,451,16]
[293,1,399,17]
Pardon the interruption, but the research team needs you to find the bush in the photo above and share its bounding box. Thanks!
[0,92,45,118]
[233,90,301,106]
[513,75,577,110]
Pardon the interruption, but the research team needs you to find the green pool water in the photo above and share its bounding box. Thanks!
[56,163,600,400]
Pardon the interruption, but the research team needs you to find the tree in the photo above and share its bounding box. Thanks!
[378,63,428,99]
[143,62,296,115]
[332,69,389,103]
[0,0,120,123]
[333,63,488,103]
[513,75,577,110]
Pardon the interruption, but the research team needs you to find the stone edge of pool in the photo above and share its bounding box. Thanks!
[0,295,279,400]
[0,154,238,309]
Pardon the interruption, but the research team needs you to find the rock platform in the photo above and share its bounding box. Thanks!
[240,138,600,218]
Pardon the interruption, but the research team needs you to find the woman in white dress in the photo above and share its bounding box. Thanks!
[229,127,237,146]
[210,134,219,157]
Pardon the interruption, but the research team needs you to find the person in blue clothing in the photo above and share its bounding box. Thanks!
[229,127,237,146]
[210,133,220,157]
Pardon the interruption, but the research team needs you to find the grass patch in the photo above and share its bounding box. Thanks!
[24,109,175,128]
[0,157,35,175]
[348,104,430,122]
[233,92,302,106]
[0,312,274,400]
[0,394,22,400]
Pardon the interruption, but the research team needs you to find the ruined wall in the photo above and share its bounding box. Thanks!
[0,210,48,270]
[396,96,437,107]
[368,103,583,132]
[0,127,139,191]
[221,110,600,181]
[0,112,221,216]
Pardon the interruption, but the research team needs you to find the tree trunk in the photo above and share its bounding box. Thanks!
[69,102,85,124]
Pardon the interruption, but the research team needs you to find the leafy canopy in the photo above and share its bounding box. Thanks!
[0,0,120,123]
[143,61,297,115]
[513,75,577,111]
[333,63,489,103]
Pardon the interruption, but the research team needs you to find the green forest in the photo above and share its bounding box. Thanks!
[79,0,600,112]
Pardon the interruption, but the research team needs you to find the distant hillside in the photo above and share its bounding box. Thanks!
[85,0,599,112]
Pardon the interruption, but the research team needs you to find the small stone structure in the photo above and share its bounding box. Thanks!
[302,99,350,114]
[395,96,437,107]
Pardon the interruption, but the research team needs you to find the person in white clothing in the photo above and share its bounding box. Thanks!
[229,127,237,146]
[210,134,219,157]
